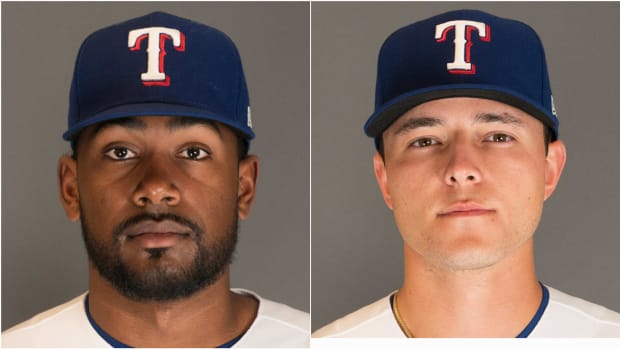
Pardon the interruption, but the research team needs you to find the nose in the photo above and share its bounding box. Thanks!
[443,141,482,186]
[132,156,181,207]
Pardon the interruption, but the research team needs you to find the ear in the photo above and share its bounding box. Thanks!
[58,155,81,221]
[373,152,393,210]
[543,140,567,200]
[237,155,259,220]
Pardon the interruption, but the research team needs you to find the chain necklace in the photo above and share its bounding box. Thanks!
[392,291,414,338]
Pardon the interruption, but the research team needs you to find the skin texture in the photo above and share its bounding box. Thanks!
[58,116,259,347]
[373,97,566,337]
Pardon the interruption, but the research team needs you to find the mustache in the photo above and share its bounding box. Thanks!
[113,212,203,239]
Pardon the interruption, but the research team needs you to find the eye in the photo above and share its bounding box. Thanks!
[178,147,210,160]
[410,137,440,148]
[485,133,515,143]
[104,147,137,160]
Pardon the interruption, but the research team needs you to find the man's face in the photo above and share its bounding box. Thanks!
[374,97,565,271]
[59,116,258,301]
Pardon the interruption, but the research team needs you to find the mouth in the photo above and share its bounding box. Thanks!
[437,202,495,218]
[124,220,192,249]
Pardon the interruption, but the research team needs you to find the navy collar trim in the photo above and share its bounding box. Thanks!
[389,282,550,338]
[84,294,245,348]
[516,282,549,338]
[84,295,131,348]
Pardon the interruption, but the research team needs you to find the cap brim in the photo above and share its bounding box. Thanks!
[364,84,558,141]
[63,103,255,141]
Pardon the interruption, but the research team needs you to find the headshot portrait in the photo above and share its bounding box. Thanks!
[2,2,309,347]
[312,2,620,338]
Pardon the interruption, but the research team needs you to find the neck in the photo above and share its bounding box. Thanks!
[87,265,258,347]
[397,239,542,337]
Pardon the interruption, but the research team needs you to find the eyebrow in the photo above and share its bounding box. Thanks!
[393,117,444,136]
[91,117,147,137]
[474,112,524,126]
[166,117,221,135]
[392,112,525,137]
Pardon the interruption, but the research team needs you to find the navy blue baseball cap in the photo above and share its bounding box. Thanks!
[64,11,253,146]
[365,9,559,147]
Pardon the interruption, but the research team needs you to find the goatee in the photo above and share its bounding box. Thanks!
[80,211,237,301]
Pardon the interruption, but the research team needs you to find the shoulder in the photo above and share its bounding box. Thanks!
[313,292,403,338]
[1,293,107,347]
[531,285,620,337]
[232,288,309,347]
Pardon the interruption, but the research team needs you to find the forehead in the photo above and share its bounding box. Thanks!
[75,116,236,147]
[386,97,542,132]
[87,116,232,135]
[93,116,221,132]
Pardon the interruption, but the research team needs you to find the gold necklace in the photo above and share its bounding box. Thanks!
[392,291,414,338]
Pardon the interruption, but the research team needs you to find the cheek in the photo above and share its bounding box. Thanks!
[385,160,438,236]
[77,158,133,204]
[77,176,129,234]
[185,167,240,219]
[492,152,547,201]
[486,153,546,235]
[386,154,443,203]
[188,163,239,199]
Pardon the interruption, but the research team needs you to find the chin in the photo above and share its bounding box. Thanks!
[421,236,507,272]
[440,251,503,272]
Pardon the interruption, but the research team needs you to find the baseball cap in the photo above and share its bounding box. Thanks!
[64,11,254,146]
[365,9,559,147]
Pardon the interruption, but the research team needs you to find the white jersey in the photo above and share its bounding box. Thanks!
[313,285,620,337]
[2,289,309,347]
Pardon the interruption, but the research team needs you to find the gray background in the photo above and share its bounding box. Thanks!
[312,2,620,330]
[2,2,309,330]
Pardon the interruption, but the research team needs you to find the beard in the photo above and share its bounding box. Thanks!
[80,210,238,302]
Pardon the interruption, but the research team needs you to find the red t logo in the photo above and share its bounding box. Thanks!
[435,20,490,74]
[128,27,186,86]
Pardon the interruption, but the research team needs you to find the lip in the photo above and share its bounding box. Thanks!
[124,220,191,248]
[125,220,191,237]
[438,202,495,217]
